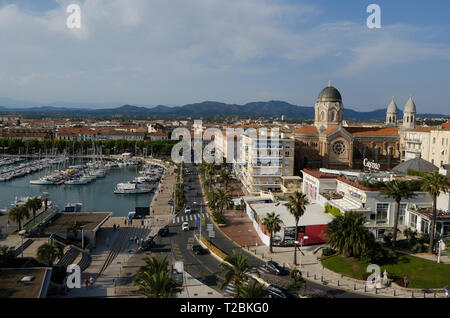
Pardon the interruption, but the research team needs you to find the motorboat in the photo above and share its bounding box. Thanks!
[64,203,82,212]
[30,177,54,185]
[114,182,152,194]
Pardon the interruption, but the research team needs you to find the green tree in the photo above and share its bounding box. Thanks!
[215,188,233,215]
[66,221,82,241]
[8,205,30,231]
[219,170,233,192]
[37,241,63,267]
[325,211,375,258]
[25,197,42,225]
[262,212,282,253]
[380,180,416,247]
[218,251,252,294]
[133,255,181,298]
[236,279,268,298]
[286,191,309,265]
[0,245,17,267]
[420,171,449,253]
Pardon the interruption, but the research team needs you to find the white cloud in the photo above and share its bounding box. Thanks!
[0,0,448,107]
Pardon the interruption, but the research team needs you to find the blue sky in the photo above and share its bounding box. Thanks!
[0,0,449,114]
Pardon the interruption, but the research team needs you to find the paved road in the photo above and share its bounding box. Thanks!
[176,163,371,298]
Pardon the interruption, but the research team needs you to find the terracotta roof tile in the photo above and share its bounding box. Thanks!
[322,126,338,135]
[344,127,399,136]
[293,125,318,135]
[302,169,337,179]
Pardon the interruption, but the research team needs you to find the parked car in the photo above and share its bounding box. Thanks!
[182,222,189,231]
[139,237,156,252]
[265,261,289,276]
[186,185,192,191]
[192,245,208,255]
[267,285,299,298]
[158,226,169,237]
[184,207,192,214]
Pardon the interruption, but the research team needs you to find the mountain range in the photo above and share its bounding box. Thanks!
[0,100,448,120]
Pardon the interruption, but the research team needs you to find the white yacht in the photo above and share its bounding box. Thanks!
[114,182,152,194]
[30,177,54,185]
[65,176,90,185]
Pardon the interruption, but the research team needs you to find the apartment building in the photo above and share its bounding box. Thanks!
[235,129,301,195]
[301,168,434,238]
[403,122,450,167]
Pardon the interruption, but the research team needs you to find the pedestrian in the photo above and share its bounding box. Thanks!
[89,276,94,288]
[113,224,116,231]
[129,218,133,226]
[141,219,144,227]
[140,238,144,246]
[403,275,409,288]
[117,224,120,230]
[84,278,89,290]
[124,218,127,226]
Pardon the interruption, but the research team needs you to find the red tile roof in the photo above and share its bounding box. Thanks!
[322,126,339,135]
[293,125,318,135]
[344,127,399,136]
[302,169,337,179]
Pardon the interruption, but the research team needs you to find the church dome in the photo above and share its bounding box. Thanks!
[317,81,342,102]
[404,97,416,113]
[387,97,398,113]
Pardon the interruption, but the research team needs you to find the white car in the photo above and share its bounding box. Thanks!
[182,222,189,231]
[185,207,192,214]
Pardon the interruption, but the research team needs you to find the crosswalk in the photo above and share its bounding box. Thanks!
[172,213,209,224]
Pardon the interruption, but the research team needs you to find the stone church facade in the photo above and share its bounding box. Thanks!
[294,82,417,171]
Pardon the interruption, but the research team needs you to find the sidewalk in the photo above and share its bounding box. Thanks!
[204,183,449,298]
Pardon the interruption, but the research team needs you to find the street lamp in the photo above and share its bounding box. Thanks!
[298,235,309,268]
[80,225,85,249]
[18,229,26,258]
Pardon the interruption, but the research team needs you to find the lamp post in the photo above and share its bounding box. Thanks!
[19,229,26,258]
[299,235,309,268]
[81,226,85,249]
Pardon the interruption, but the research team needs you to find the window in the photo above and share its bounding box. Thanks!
[409,214,417,228]
[376,203,389,223]
[285,151,290,157]
[433,137,436,144]
[331,111,335,121]
[321,111,325,121]
[399,203,407,225]
[421,220,430,234]
[332,141,346,155]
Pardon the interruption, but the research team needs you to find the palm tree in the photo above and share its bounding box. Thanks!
[218,251,252,293]
[133,255,181,298]
[135,256,170,280]
[25,197,43,224]
[215,188,233,215]
[236,279,268,298]
[66,221,82,241]
[420,171,449,253]
[8,205,30,231]
[262,212,283,253]
[325,211,375,258]
[380,180,416,247]
[37,241,63,267]
[219,170,233,192]
[286,191,309,265]
[134,271,181,298]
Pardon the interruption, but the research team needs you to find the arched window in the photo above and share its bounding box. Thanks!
[331,111,335,121]
[389,117,392,123]
[410,116,413,123]
[406,117,409,123]
[321,111,325,121]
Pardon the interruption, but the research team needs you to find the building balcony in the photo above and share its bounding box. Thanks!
[405,138,421,143]
[405,148,422,154]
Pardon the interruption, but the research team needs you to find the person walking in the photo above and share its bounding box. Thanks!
[89,276,94,288]
[124,218,127,226]
[84,278,89,290]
